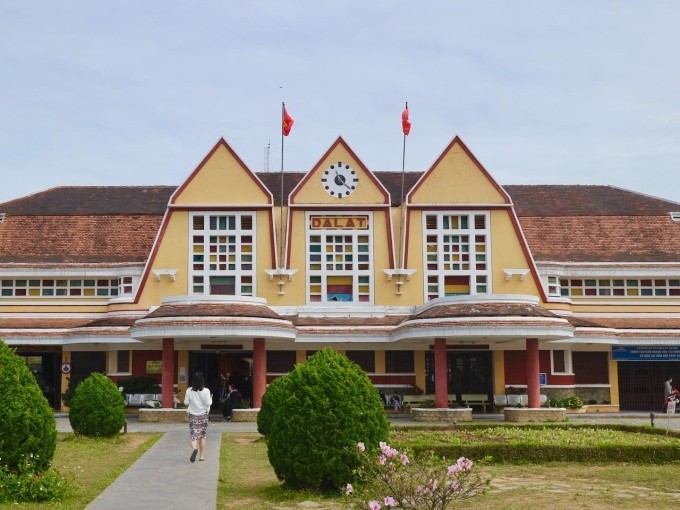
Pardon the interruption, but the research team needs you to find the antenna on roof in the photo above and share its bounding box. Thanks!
[264,140,272,172]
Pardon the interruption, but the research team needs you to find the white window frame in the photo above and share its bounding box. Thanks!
[107,350,132,376]
[305,211,374,305]
[188,211,257,297]
[546,276,561,297]
[550,349,573,375]
[422,210,491,301]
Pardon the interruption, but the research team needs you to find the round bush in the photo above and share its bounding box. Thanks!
[68,372,126,437]
[257,373,294,437]
[267,348,390,492]
[0,339,56,474]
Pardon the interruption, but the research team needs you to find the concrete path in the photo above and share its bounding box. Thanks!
[53,411,680,510]
[55,415,256,510]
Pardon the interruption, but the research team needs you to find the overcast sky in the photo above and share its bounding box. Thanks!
[2,2,680,204]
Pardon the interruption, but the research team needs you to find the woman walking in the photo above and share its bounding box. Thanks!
[184,372,212,462]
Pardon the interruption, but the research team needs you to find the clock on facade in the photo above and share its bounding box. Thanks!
[321,162,358,198]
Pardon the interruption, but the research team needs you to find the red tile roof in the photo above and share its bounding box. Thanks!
[0,186,175,215]
[518,215,680,262]
[144,303,284,320]
[505,185,680,216]
[0,214,162,263]
[2,180,680,264]
[410,302,561,320]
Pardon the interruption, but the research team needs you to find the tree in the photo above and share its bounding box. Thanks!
[0,339,56,474]
[68,372,126,437]
[267,348,390,491]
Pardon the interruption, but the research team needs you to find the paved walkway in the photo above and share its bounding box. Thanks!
[53,411,680,510]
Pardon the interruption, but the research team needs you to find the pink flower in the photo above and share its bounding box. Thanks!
[345,483,353,495]
[447,464,462,476]
[357,442,365,452]
[449,480,460,491]
[457,457,473,471]
[383,495,396,506]
[369,501,382,510]
[400,453,409,465]
[378,454,387,465]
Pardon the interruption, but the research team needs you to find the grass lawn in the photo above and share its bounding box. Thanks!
[0,432,160,510]
[5,427,680,509]
[217,430,680,510]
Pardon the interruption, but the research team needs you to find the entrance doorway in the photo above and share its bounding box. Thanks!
[618,361,680,411]
[189,351,253,409]
[19,351,61,409]
[424,351,493,403]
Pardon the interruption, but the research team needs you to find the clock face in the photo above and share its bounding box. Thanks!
[321,162,358,198]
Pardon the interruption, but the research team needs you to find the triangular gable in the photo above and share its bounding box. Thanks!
[289,137,390,205]
[171,138,273,206]
[407,136,511,205]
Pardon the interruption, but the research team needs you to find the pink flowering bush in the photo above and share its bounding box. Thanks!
[344,441,489,509]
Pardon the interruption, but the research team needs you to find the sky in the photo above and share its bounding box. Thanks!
[2,2,680,204]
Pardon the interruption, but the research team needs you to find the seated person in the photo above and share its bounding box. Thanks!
[221,383,243,421]
[389,392,402,412]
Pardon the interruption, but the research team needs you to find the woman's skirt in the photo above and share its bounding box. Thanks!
[189,413,209,440]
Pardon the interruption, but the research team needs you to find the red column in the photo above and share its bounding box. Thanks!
[434,338,448,408]
[526,338,540,408]
[161,338,175,408]
[252,338,266,408]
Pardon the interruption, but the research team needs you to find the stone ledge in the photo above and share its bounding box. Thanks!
[584,404,619,413]
[412,408,473,422]
[138,408,188,423]
[504,407,566,423]
[232,408,260,422]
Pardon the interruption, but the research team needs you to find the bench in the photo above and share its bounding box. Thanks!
[402,394,491,411]
[402,395,433,407]
[448,394,490,412]
[375,384,418,412]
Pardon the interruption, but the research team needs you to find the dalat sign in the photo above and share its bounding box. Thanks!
[310,215,369,230]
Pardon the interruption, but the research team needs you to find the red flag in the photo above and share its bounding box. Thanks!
[282,107,294,136]
[402,107,411,136]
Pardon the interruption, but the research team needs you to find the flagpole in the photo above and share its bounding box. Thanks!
[398,101,408,271]
[279,102,286,271]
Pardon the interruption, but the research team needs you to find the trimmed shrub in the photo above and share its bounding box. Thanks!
[0,468,70,503]
[266,348,390,492]
[548,396,584,409]
[0,339,56,475]
[69,373,126,437]
[257,374,293,437]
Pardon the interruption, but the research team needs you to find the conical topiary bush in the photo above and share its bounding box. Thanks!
[266,348,390,491]
[68,372,126,437]
[0,339,57,474]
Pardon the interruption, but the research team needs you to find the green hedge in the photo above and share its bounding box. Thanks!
[416,443,680,464]
[392,423,680,464]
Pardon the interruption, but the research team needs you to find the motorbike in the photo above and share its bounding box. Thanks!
[664,388,680,410]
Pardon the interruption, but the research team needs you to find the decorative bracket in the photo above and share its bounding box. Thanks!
[384,268,416,295]
[503,269,530,281]
[152,269,177,282]
[265,268,298,296]
[264,268,298,281]
[384,268,417,281]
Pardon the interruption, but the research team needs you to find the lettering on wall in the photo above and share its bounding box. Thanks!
[310,215,369,230]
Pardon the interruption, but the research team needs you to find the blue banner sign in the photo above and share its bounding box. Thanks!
[612,346,680,361]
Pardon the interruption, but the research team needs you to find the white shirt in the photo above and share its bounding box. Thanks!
[184,387,212,415]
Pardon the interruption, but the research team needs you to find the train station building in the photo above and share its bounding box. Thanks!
[2,135,680,412]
